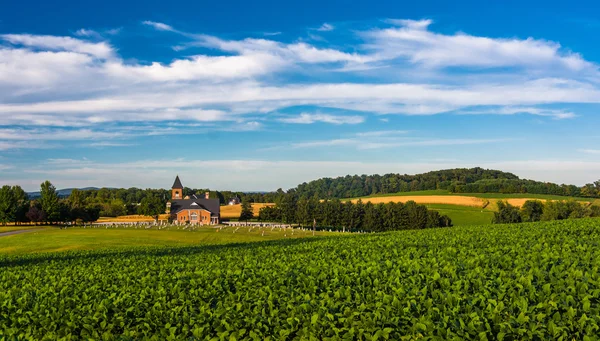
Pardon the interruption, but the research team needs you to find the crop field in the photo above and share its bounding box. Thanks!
[351,195,485,207]
[1,218,600,339]
[220,203,275,219]
[347,189,595,202]
[0,225,331,255]
[97,214,170,223]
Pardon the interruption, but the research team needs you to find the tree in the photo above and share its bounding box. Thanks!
[139,195,164,221]
[493,201,522,224]
[69,188,84,209]
[520,200,544,222]
[40,181,60,224]
[12,186,29,225]
[26,204,46,225]
[0,185,15,225]
[239,200,254,223]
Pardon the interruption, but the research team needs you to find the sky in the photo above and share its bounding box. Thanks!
[1,0,600,192]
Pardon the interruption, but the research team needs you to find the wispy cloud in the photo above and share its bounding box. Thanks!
[317,23,334,32]
[88,141,137,147]
[579,149,600,154]
[0,18,598,132]
[278,113,365,124]
[142,21,176,32]
[1,34,114,58]
[290,130,508,150]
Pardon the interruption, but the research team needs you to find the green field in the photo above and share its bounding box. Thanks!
[346,189,595,202]
[0,226,332,255]
[0,225,50,234]
[1,218,600,339]
[423,203,495,226]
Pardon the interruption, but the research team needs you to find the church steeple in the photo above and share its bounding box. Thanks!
[171,175,183,200]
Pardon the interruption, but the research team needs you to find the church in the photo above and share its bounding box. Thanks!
[167,176,221,225]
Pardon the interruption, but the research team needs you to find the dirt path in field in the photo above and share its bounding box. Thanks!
[351,195,486,207]
[0,228,45,238]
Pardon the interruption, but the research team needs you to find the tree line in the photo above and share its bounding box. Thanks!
[258,197,452,232]
[493,200,600,224]
[291,168,600,199]
[35,187,280,217]
[0,181,102,225]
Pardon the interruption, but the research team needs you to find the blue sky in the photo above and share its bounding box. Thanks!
[1,0,600,191]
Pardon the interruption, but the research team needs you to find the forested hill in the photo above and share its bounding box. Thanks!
[292,167,600,199]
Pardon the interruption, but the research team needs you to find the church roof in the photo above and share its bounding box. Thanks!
[170,198,220,216]
[172,175,183,189]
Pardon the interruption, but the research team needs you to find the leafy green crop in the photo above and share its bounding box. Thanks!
[2,218,600,340]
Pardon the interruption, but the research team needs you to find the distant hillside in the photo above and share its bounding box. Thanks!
[27,187,103,199]
[292,167,599,199]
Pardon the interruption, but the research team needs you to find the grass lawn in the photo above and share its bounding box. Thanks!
[0,225,52,233]
[423,204,495,226]
[0,225,334,255]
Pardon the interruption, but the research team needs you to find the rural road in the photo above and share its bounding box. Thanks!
[0,229,45,238]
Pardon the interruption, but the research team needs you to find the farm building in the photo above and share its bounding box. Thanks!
[228,196,241,205]
[167,176,220,225]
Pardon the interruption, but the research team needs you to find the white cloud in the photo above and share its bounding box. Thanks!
[0,18,598,131]
[288,130,508,150]
[279,113,364,124]
[1,34,114,59]
[355,130,408,137]
[74,29,99,37]
[364,19,596,73]
[317,23,334,32]
[579,149,600,154]
[462,106,577,120]
[142,21,176,32]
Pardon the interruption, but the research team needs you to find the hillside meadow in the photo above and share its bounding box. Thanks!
[1,218,600,339]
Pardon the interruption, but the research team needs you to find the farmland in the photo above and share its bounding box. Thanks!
[0,225,331,255]
[342,190,598,226]
[220,203,275,219]
[1,218,600,339]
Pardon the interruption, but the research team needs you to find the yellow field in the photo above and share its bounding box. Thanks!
[220,203,275,219]
[97,214,170,222]
[350,196,551,208]
[351,195,485,207]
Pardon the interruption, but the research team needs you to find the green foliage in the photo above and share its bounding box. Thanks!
[139,195,164,220]
[40,180,60,223]
[292,167,598,199]
[493,200,522,224]
[259,198,452,231]
[239,200,254,222]
[520,200,544,222]
[2,219,600,339]
[0,185,16,225]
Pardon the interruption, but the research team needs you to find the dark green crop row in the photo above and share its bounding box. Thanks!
[1,218,600,340]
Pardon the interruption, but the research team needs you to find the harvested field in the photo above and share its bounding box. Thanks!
[97,214,170,222]
[220,203,275,219]
[350,195,486,207]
